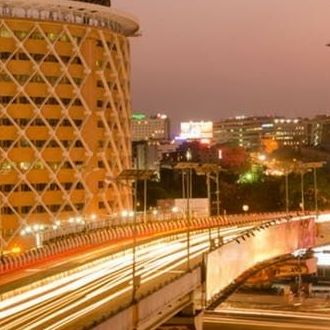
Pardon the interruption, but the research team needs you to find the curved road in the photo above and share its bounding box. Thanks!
[0,225,253,330]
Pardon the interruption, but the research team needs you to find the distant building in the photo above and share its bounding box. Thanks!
[131,113,171,170]
[213,116,273,149]
[272,118,308,147]
[213,115,309,150]
[132,140,159,170]
[308,115,330,151]
[131,113,170,142]
[161,140,248,170]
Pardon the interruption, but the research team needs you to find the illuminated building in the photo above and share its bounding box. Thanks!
[131,113,170,142]
[213,116,309,150]
[131,113,170,170]
[0,0,138,249]
[309,115,330,150]
[213,116,273,149]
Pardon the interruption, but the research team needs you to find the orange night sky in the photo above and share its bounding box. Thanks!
[115,0,330,131]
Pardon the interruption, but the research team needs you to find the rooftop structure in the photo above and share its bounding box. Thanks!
[73,0,111,6]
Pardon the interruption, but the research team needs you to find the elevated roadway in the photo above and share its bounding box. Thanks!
[0,212,319,330]
[204,309,330,330]
[0,225,248,330]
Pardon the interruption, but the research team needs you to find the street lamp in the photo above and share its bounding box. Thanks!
[116,169,156,302]
[242,204,249,213]
[195,163,224,251]
[195,163,223,217]
[301,162,325,218]
[20,223,46,248]
[175,152,199,269]
[292,161,313,213]
[265,160,294,214]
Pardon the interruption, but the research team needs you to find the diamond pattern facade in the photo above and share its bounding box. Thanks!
[0,1,138,249]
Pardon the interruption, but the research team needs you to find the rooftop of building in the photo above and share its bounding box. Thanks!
[0,0,139,36]
[132,113,168,121]
[73,0,111,6]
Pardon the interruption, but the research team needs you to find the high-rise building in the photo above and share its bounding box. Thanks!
[0,0,138,249]
[131,113,171,170]
[131,113,170,142]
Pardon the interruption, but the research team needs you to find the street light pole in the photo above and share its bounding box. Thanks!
[216,170,220,216]
[186,148,191,270]
[206,172,212,250]
[301,162,325,219]
[143,178,147,223]
[206,173,211,216]
[132,179,138,302]
[116,169,156,303]
[181,170,185,199]
[313,167,318,218]
[187,167,191,269]
[285,171,289,214]
[300,171,305,213]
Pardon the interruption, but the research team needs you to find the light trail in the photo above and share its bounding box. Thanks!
[0,225,252,329]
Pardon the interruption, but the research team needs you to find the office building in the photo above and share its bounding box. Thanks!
[213,116,309,150]
[131,113,170,142]
[0,0,138,249]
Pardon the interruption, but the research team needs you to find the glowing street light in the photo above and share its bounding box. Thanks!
[242,204,249,212]
[20,223,46,248]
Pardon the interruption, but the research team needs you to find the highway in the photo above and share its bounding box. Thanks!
[204,308,330,330]
[0,225,252,330]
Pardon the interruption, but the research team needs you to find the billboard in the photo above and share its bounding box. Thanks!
[180,121,213,140]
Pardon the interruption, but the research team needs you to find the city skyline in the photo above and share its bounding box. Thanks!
[115,0,330,130]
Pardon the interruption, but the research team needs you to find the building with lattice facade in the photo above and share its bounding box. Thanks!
[0,0,139,250]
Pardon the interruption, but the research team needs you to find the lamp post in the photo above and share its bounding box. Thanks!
[267,160,325,215]
[195,163,224,250]
[20,223,46,248]
[303,162,325,218]
[266,160,294,214]
[175,151,199,270]
[293,161,312,213]
[285,170,289,214]
[116,169,156,302]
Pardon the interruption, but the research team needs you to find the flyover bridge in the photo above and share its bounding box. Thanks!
[0,212,322,330]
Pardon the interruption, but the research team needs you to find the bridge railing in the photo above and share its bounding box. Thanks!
[0,211,317,275]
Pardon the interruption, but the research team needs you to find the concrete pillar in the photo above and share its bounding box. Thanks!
[164,311,203,330]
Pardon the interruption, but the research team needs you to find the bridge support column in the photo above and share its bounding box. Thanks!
[161,307,203,330]
[161,288,204,330]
